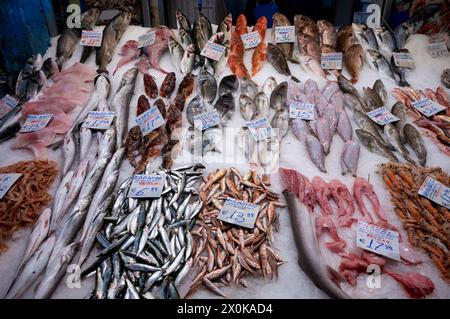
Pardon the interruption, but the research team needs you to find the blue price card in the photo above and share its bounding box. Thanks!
[193,110,221,131]
[0,173,22,199]
[83,111,115,130]
[289,101,315,120]
[241,31,261,50]
[366,107,399,126]
[20,114,53,133]
[246,118,273,141]
[136,106,166,136]
[217,198,261,229]
[392,52,415,69]
[128,174,166,198]
[427,42,449,58]
[418,176,450,209]
[138,31,156,48]
[356,221,400,261]
[411,98,446,118]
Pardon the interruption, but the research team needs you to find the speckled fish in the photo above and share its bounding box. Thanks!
[215,92,235,124]
[263,77,277,99]
[240,77,258,98]
[160,72,176,98]
[362,87,383,111]
[193,13,212,52]
[144,74,158,99]
[271,109,289,139]
[187,95,207,125]
[353,109,387,145]
[356,129,398,162]
[352,23,378,51]
[253,92,269,120]
[272,13,293,58]
[391,101,407,143]
[384,123,415,164]
[137,94,150,116]
[168,37,184,72]
[372,79,387,104]
[178,73,195,98]
[199,67,217,103]
[343,44,363,84]
[239,94,255,121]
[317,20,337,48]
[270,82,288,110]
[218,75,239,97]
[267,43,291,76]
[96,11,132,73]
[176,9,191,34]
[341,140,360,176]
[403,123,427,166]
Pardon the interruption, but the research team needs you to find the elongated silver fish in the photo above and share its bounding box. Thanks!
[60,159,89,219]
[51,171,74,230]
[62,133,76,176]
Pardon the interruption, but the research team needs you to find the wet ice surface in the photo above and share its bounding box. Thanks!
[0,25,449,299]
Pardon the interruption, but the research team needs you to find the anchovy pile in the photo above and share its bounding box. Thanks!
[83,164,205,299]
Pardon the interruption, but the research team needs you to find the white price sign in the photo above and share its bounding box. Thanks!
[418,177,450,209]
[128,174,166,198]
[274,26,295,43]
[289,101,315,120]
[0,95,18,119]
[0,173,22,199]
[411,98,446,117]
[217,198,260,229]
[356,221,400,261]
[366,107,399,126]
[427,42,449,58]
[392,52,415,69]
[80,30,103,47]
[201,41,226,61]
[136,106,165,136]
[241,31,261,50]
[83,111,115,130]
[138,31,156,48]
[320,52,343,70]
[247,118,273,141]
[20,114,53,132]
[193,111,221,131]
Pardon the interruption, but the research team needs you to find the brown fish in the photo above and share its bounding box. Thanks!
[177,73,195,98]
[337,25,354,52]
[297,33,321,62]
[317,20,337,48]
[272,13,293,58]
[343,44,363,84]
[137,95,150,116]
[294,15,319,43]
[144,74,158,98]
[160,72,176,98]
[125,126,142,168]
[153,99,166,119]
[173,94,186,112]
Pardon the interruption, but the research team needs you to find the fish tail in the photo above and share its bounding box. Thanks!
[398,79,410,87]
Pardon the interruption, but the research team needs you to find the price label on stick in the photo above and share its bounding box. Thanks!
[0,174,22,199]
[138,31,156,48]
[366,107,399,126]
[241,31,261,50]
[201,41,226,61]
[0,95,18,119]
[411,98,446,117]
[356,221,400,261]
[83,111,115,130]
[247,118,273,141]
[392,52,415,69]
[20,114,53,133]
[321,52,343,70]
[193,111,221,131]
[427,42,449,58]
[274,26,295,43]
[289,101,315,120]
[135,106,165,136]
[128,174,166,198]
[80,30,103,47]
[418,177,450,209]
[217,198,261,229]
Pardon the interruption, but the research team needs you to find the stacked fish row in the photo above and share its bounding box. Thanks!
[84,164,205,299]
[338,76,428,166]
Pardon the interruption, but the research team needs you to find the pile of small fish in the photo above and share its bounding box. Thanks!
[291,79,359,175]
[339,76,427,165]
[83,164,205,299]
[186,168,284,298]
[393,85,450,156]
[280,167,436,299]
[379,162,450,282]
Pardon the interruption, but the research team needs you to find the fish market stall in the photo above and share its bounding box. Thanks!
[0,7,449,300]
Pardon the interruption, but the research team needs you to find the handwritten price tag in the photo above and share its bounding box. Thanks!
[20,114,53,133]
[356,221,400,261]
[0,94,18,119]
[418,177,450,209]
[289,101,315,120]
[366,107,399,126]
[247,118,273,141]
[201,41,226,61]
[0,173,22,199]
[321,52,343,70]
[274,26,295,43]
[411,98,446,117]
[80,30,103,47]
[241,31,261,50]
[136,106,165,136]
[128,174,166,198]
[393,52,415,69]
[83,111,115,130]
[217,198,260,229]
[193,111,221,131]
[138,31,156,48]
[427,42,449,58]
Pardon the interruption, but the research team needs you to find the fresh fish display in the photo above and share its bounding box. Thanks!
[198,68,217,103]
[214,92,235,124]
[267,43,291,76]
[239,94,255,121]
[271,109,289,139]
[186,95,207,125]
[343,44,363,84]
[272,13,293,58]
[193,13,213,52]
[113,40,141,75]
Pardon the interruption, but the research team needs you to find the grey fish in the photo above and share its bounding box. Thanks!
[403,124,427,166]
[240,77,259,99]
[356,129,398,161]
[237,127,256,161]
[198,67,217,103]
[341,140,360,176]
[270,82,288,111]
[365,49,408,87]
[253,92,270,120]
[338,75,364,106]
[291,119,310,142]
[394,22,414,50]
[352,23,379,51]
[353,109,393,149]
[239,94,255,121]
[214,92,235,124]
[283,190,350,299]
[51,171,74,230]
[372,79,387,105]
[176,9,191,33]
[344,93,367,113]
[384,124,415,164]
[267,43,291,76]
[186,95,207,125]
[337,110,353,142]
[391,101,407,143]
[96,11,132,73]
[193,13,212,52]
[362,87,384,111]
[168,37,184,73]
[373,27,397,58]
[306,134,326,173]
[217,13,232,45]
[62,133,76,176]
[181,44,195,75]
[218,75,239,97]
[262,77,277,99]
[112,67,138,149]
[271,109,289,139]
[56,28,79,70]
[179,28,194,49]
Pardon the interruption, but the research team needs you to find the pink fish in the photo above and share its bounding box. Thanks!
[329,179,355,227]
[141,27,175,74]
[12,128,56,158]
[384,271,434,298]
[113,40,141,75]
[279,167,316,211]
[52,63,96,83]
[22,97,78,114]
[341,140,360,177]
[353,177,386,222]
[312,176,332,215]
